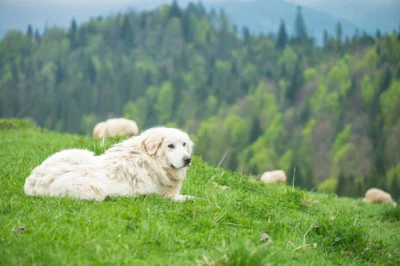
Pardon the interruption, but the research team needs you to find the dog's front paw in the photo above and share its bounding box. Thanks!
[173,195,195,202]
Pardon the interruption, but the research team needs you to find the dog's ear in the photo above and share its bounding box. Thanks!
[141,135,164,156]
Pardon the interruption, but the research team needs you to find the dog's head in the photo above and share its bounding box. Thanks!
[140,127,194,169]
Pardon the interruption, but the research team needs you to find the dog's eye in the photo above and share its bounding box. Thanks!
[168,144,175,149]
[183,143,186,147]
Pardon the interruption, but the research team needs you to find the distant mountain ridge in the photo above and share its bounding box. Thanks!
[209,0,359,44]
[0,0,361,43]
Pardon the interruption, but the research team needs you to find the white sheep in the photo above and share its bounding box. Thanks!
[92,118,139,138]
[92,121,106,138]
[260,170,287,184]
[363,188,396,206]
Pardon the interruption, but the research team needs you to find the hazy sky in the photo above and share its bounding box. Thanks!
[4,0,399,4]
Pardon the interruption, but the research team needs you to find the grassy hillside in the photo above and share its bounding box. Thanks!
[0,119,399,265]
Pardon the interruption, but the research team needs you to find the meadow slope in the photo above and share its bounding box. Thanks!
[0,119,399,265]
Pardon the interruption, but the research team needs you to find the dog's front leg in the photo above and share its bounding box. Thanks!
[171,194,195,202]
[163,184,195,201]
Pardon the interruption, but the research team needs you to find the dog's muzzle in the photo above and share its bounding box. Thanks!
[184,157,191,166]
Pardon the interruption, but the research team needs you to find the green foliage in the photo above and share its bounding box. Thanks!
[0,118,36,129]
[383,206,400,221]
[332,125,352,155]
[333,143,351,164]
[326,59,351,97]
[303,67,317,82]
[309,211,386,262]
[278,46,298,76]
[317,178,338,194]
[386,164,400,201]
[155,82,175,124]
[278,149,293,173]
[380,79,400,129]
[361,74,376,106]
[310,84,327,113]
[355,48,378,72]
[79,113,98,135]
[123,101,143,128]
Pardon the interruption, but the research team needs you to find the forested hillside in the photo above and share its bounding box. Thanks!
[1,2,399,199]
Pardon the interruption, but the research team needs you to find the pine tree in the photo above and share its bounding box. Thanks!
[336,173,347,196]
[375,30,382,40]
[380,67,392,92]
[336,22,342,49]
[233,25,238,35]
[181,12,194,42]
[87,58,96,84]
[228,150,239,170]
[27,25,33,40]
[218,9,231,58]
[242,27,250,44]
[323,30,329,49]
[294,6,308,43]
[44,21,49,34]
[280,63,287,77]
[286,59,303,103]
[275,20,288,49]
[55,61,64,85]
[390,174,400,201]
[68,19,79,49]
[120,16,134,45]
[34,29,41,42]
[169,0,181,19]
[79,27,87,47]
[249,117,262,142]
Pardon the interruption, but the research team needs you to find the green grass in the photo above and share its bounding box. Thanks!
[0,119,399,265]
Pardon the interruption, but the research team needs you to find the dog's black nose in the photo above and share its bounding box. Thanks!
[184,157,192,165]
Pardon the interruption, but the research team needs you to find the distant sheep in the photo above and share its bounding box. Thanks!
[364,188,396,206]
[260,170,287,184]
[92,118,139,138]
[92,121,106,138]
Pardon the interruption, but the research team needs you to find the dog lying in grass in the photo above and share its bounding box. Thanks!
[24,127,195,201]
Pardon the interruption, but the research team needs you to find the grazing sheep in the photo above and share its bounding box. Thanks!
[260,170,287,184]
[92,121,106,138]
[364,188,396,206]
[93,118,139,138]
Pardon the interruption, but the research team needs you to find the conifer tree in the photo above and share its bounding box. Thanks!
[336,22,342,49]
[121,16,134,45]
[294,6,308,43]
[27,25,33,40]
[68,19,79,49]
[276,20,288,49]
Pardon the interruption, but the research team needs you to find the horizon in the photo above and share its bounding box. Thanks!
[1,0,399,40]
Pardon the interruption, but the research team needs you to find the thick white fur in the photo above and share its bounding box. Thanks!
[92,118,139,138]
[260,170,287,184]
[363,188,396,206]
[24,127,194,201]
[92,121,106,138]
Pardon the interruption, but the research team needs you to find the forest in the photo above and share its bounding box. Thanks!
[1,2,399,199]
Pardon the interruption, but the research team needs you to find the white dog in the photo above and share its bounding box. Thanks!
[24,127,195,201]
